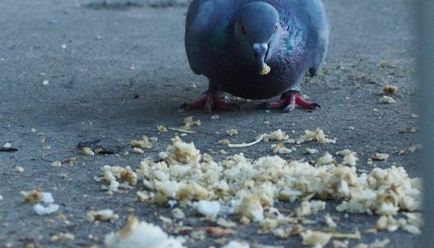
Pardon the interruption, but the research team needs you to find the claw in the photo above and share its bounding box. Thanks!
[182,92,239,113]
[312,103,321,109]
[263,91,320,112]
[283,104,296,113]
[179,103,191,112]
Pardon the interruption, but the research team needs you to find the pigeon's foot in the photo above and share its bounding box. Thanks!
[181,92,239,113]
[263,90,321,112]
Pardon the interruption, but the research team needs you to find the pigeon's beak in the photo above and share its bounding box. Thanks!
[253,43,271,75]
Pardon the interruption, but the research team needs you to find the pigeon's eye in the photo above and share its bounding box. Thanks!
[274,24,279,32]
[240,24,247,34]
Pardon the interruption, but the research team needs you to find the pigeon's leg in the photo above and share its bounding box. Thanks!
[264,90,320,112]
[181,90,239,113]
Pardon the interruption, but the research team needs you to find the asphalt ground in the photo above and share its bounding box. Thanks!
[0,0,420,247]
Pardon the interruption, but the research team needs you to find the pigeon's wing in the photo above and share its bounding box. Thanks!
[185,0,222,75]
[303,0,329,76]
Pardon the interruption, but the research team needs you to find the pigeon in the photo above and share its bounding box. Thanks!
[183,0,329,112]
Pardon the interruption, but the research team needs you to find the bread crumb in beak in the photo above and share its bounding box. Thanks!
[259,64,271,75]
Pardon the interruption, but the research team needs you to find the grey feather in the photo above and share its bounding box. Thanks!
[185,0,329,99]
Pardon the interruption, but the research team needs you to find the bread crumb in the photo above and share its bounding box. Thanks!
[132,147,145,154]
[80,147,95,156]
[354,244,369,248]
[371,153,389,161]
[193,200,221,219]
[295,200,326,217]
[96,165,138,192]
[376,215,399,232]
[330,230,361,240]
[166,136,201,164]
[105,216,185,248]
[137,191,150,202]
[157,125,168,133]
[87,209,119,222]
[182,116,201,130]
[219,139,230,145]
[172,208,186,220]
[369,239,390,248]
[131,136,153,149]
[336,149,358,166]
[34,203,60,215]
[305,148,318,154]
[206,226,234,236]
[259,64,271,76]
[22,188,43,203]
[399,213,422,235]
[236,195,264,222]
[382,85,398,94]
[379,96,396,104]
[190,230,206,240]
[227,129,239,136]
[316,152,335,166]
[271,143,292,154]
[41,192,55,203]
[263,129,289,142]
[50,232,75,243]
[325,214,337,228]
[259,218,279,233]
[51,161,62,167]
[298,128,336,144]
[332,240,349,248]
[63,157,77,165]
[272,226,292,239]
[222,240,250,248]
[301,230,332,247]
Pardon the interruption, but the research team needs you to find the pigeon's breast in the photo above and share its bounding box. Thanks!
[213,59,298,100]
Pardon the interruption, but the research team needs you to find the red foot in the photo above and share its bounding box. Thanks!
[264,91,320,112]
[181,92,239,113]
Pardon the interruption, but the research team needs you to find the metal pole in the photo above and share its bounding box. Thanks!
[417,0,434,246]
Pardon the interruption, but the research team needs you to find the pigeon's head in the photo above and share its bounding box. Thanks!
[235,2,281,75]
